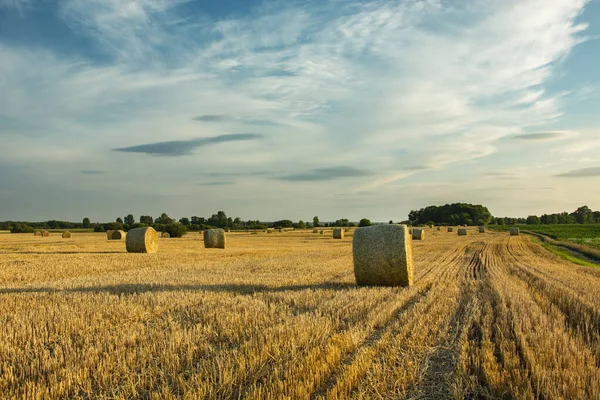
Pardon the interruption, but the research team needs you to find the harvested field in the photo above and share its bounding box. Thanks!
[0,230,599,399]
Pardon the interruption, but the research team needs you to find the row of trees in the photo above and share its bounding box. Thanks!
[512,206,600,225]
[2,212,373,236]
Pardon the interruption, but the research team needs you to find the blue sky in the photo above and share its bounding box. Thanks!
[1,0,599,222]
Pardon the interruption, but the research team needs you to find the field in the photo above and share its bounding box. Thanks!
[492,224,600,250]
[1,229,600,399]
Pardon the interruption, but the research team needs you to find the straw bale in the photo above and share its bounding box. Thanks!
[204,228,226,249]
[352,224,413,287]
[126,227,158,253]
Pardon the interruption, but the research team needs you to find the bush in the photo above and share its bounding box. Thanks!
[163,223,187,238]
[94,225,105,232]
[11,223,35,233]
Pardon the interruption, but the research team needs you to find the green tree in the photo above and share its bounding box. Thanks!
[124,214,135,225]
[140,215,153,225]
[179,217,190,226]
[359,218,371,227]
[116,217,123,224]
[313,216,320,227]
[526,215,541,225]
[156,213,173,225]
[82,217,90,228]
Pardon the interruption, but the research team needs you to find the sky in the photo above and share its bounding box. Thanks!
[1,0,600,223]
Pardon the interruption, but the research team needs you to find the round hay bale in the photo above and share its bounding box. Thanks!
[412,229,424,240]
[34,231,41,237]
[353,224,413,287]
[204,228,226,249]
[108,230,126,240]
[106,230,114,239]
[313,229,318,234]
[447,227,454,233]
[333,228,344,239]
[62,231,71,239]
[510,227,520,236]
[437,227,441,231]
[41,231,50,237]
[458,228,467,236]
[479,226,485,233]
[126,227,158,253]
[320,230,324,235]
[161,232,170,238]
[278,228,283,233]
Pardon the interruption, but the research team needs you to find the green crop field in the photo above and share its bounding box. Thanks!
[491,224,600,251]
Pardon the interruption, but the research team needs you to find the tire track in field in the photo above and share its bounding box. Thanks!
[309,284,433,399]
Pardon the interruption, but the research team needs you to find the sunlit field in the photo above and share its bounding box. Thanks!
[1,229,600,399]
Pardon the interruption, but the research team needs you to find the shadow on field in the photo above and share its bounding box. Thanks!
[0,282,357,295]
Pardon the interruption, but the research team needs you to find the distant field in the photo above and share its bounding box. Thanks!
[1,229,599,398]
[491,224,600,250]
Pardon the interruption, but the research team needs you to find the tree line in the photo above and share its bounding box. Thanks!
[1,212,374,237]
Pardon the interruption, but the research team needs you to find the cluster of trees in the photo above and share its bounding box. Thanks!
[514,206,600,225]
[408,203,493,226]
[3,212,374,237]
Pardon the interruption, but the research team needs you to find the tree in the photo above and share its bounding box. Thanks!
[359,218,371,227]
[296,220,306,229]
[116,217,123,224]
[179,217,190,226]
[140,215,153,225]
[82,217,90,228]
[572,206,593,224]
[233,217,242,226]
[156,213,173,225]
[124,214,135,225]
[313,216,320,227]
[163,222,187,238]
[389,220,394,224]
[526,215,541,225]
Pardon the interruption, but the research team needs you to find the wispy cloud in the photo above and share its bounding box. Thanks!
[193,115,231,122]
[113,134,263,156]
[275,167,372,182]
[556,167,600,178]
[512,132,569,141]
[198,181,234,186]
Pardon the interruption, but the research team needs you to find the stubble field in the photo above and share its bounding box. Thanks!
[1,229,599,399]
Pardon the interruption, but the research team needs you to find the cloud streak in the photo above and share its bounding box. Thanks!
[275,167,372,182]
[113,134,263,156]
[556,167,600,178]
[512,132,569,141]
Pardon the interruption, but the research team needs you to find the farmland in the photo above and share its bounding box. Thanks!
[1,229,600,399]
[492,224,600,250]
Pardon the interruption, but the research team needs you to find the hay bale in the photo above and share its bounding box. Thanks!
[278,228,283,233]
[161,232,170,238]
[126,227,158,253]
[429,224,434,228]
[437,227,441,231]
[458,228,467,236]
[412,229,424,240]
[106,230,113,239]
[204,228,226,249]
[41,231,49,237]
[448,227,454,233]
[320,230,324,235]
[479,226,485,233]
[34,231,41,237]
[62,231,71,239]
[353,224,413,287]
[108,230,126,240]
[333,228,344,239]
[313,229,318,234]
[510,227,520,236]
